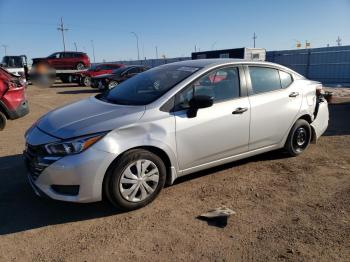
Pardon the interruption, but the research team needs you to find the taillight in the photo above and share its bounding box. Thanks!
[316,85,322,96]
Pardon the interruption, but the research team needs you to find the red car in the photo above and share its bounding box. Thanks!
[32,52,90,70]
[0,67,29,130]
[78,63,124,86]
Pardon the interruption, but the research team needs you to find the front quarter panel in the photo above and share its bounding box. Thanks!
[94,108,179,174]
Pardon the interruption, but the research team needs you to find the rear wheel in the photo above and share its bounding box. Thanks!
[0,111,7,131]
[285,119,311,156]
[104,149,166,210]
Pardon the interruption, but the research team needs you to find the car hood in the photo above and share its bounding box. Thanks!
[37,96,146,139]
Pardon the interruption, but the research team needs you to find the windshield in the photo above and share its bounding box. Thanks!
[111,67,127,76]
[98,64,200,105]
[2,56,24,68]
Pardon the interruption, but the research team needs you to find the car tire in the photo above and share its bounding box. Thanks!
[83,77,91,87]
[0,111,7,131]
[76,63,85,70]
[285,119,311,156]
[108,80,118,89]
[104,149,166,211]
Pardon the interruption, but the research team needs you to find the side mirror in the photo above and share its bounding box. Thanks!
[187,95,214,118]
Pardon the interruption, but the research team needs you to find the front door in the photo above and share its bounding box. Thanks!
[174,66,250,171]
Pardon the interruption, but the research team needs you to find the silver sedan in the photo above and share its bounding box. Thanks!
[24,59,329,210]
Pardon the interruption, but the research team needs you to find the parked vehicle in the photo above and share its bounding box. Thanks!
[0,67,29,130]
[24,59,329,210]
[32,52,90,70]
[91,65,149,90]
[76,63,124,86]
[1,55,29,81]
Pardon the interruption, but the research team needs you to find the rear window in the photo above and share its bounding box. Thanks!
[279,70,293,88]
[249,67,281,94]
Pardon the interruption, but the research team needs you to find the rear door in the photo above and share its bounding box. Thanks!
[246,66,303,150]
[174,66,250,171]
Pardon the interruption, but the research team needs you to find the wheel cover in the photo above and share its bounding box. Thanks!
[119,159,159,202]
[84,77,91,86]
[293,127,308,152]
[77,63,84,70]
[108,81,117,88]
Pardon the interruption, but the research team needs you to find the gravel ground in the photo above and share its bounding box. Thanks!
[0,84,349,261]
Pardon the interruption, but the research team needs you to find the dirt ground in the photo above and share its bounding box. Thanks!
[0,84,349,262]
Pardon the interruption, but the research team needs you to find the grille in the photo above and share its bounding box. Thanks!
[24,144,49,181]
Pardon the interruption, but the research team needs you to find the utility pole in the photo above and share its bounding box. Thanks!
[1,44,8,55]
[336,36,342,46]
[131,32,140,61]
[211,41,217,50]
[253,32,257,48]
[57,17,69,52]
[90,40,96,63]
[155,46,158,59]
[74,42,77,51]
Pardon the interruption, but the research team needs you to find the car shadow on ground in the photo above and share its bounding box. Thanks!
[0,154,119,236]
[57,89,100,95]
[324,101,350,136]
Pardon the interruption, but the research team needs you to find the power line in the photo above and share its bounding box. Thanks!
[57,17,69,52]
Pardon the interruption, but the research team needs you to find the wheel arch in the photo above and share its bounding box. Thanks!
[102,145,176,200]
[298,114,317,143]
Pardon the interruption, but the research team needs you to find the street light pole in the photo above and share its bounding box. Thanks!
[74,42,78,51]
[1,44,8,55]
[253,32,257,48]
[155,46,158,59]
[131,32,140,61]
[90,40,96,63]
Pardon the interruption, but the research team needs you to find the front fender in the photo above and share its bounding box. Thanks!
[94,119,179,180]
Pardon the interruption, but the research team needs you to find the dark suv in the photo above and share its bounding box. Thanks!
[32,52,90,70]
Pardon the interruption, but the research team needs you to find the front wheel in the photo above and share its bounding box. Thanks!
[108,80,118,89]
[104,149,166,210]
[0,111,7,131]
[76,63,85,70]
[285,119,311,156]
[82,76,91,87]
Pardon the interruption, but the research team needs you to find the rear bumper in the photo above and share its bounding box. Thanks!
[7,100,29,119]
[311,99,329,140]
[0,99,29,120]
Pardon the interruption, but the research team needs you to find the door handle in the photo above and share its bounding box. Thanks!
[289,92,299,97]
[232,107,248,114]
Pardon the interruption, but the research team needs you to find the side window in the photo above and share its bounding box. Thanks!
[175,67,240,111]
[279,70,293,88]
[127,67,139,74]
[249,67,281,94]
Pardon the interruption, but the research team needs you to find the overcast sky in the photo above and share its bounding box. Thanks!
[0,0,349,62]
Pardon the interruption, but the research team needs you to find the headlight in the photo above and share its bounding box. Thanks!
[44,133,106,156]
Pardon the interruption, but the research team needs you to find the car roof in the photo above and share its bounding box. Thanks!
[165,59,302,77]
[166,59,283,68]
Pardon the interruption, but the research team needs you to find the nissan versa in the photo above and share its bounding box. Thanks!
[24,59,329,210]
